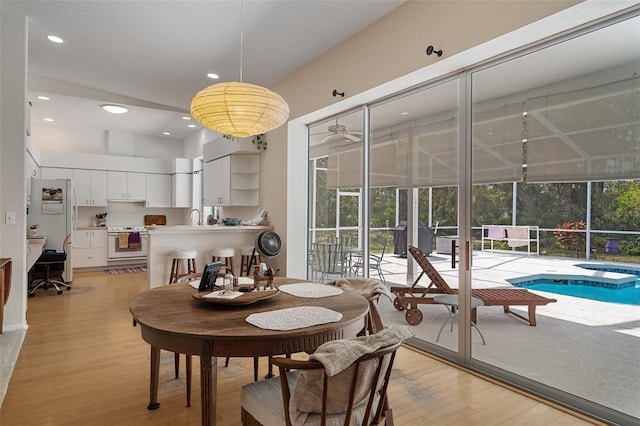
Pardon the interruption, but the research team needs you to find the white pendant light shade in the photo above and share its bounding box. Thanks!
[190,81,289,137]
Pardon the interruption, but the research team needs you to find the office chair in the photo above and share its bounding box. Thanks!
[29,234,71,296]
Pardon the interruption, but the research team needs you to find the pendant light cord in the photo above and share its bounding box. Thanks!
[239,0,243,83]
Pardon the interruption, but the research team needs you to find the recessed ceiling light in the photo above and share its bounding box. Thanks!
[187,124,196,128]
[207,73,220,79]
[37,96,50,101]
[44,118,54,122]
[46,35,64,44]
[162,132,171,136]
[100,104,128,114]
[400,111,409,116]
[182,116,191,120]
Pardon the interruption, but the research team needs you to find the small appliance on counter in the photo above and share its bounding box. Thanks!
[92,212,107,227]
[222,218,241,226]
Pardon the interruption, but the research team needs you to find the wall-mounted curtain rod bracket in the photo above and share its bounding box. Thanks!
[426,45,443,57]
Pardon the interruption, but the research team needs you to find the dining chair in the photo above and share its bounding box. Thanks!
[240,340,402,425]
[350,244,387,285]
[311,242,343,283]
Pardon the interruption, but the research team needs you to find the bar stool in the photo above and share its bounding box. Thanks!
[240,247,262,276]
[169,249,197,283]
[211,248,235,276]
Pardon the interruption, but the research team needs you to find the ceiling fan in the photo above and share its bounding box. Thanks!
[313,120,363,144]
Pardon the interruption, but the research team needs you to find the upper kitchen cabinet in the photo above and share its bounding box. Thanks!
[107,171,146,201]
[145,174,171,208]
[171,158,192,208]
[172,173,192,208]
[74,169,107,207]
[203,136,257,162]
[203,154,259,207]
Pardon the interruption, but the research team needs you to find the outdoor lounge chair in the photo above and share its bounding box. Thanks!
[390,245,557,326]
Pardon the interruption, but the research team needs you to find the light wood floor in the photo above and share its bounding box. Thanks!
[1,271,602,425]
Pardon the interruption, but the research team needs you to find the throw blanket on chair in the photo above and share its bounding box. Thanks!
[289,326,414,425]
[310,325,414,377]
[334,278,393,333]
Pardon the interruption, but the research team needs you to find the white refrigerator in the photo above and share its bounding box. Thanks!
[27,179,75,282]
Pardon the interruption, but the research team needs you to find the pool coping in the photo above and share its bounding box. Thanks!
[507,264,637,290]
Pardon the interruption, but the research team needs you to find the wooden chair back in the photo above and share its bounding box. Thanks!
[63,233,71,254]
[271,341,401,426]
[408,245,455,294]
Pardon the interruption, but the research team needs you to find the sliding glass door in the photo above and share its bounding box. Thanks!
[304,10,639,424]
[469,14,640,421]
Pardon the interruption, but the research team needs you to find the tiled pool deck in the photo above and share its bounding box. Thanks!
[379,249,640,330]
[374,250,640,419]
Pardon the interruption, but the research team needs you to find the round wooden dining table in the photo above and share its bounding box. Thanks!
[130,277,370,426]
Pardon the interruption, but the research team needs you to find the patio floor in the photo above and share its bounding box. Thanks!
[370,250,640,420]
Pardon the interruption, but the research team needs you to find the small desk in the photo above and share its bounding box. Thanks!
[130,277,369,426]
[433,294,486,344]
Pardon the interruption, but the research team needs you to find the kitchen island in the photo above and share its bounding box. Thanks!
[146,225,273,288]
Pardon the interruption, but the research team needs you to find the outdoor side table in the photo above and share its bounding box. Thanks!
[433,294,486,345]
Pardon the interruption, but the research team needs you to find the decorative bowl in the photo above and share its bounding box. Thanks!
[222,218,241,226]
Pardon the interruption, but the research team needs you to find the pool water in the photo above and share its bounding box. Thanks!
[524,281,640,306]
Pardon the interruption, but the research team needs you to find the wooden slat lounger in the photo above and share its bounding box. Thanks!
[390,245,557,326]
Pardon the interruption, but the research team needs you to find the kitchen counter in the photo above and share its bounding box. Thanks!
[146,224,272,234]
[76,226,108,231]
[147,225,273,288]
[26,237,47,271]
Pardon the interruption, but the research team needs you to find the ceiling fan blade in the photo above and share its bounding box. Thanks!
[343,133,361,142]
[319,134,336,144]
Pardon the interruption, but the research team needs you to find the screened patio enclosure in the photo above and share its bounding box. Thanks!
[305,11,639,425]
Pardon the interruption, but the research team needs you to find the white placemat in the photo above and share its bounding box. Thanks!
[278,282,343,298]
[245,306,343,331]
[237,277,254,285]
[203,290,243,300]
[188,280,201,289]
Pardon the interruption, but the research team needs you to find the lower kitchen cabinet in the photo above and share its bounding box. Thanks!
[73,229,107,268]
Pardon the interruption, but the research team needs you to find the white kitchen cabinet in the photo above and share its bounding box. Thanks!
[146,174,172,208]
[203,157,230,206]
[172,173,192,208]
[203,154,259,207]
[73,229,107,268]
[74,169,107,206]
[107,171,146,201]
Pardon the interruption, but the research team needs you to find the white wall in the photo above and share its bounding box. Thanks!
[75,204,188,228]
[31,124,186,160]
[1,10,28,331]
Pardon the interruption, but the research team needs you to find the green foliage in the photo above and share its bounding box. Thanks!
[252,133,267,150]
[471,183,512,226]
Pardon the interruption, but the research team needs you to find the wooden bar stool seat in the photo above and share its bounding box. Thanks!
[169,249,197,284]
[240,247,261,276]
[211,248,235,276]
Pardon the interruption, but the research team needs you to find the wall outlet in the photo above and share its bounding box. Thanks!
[5,212,16,225]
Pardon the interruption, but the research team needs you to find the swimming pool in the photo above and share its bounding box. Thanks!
[514,280,640,305]
[508,264,640,305]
